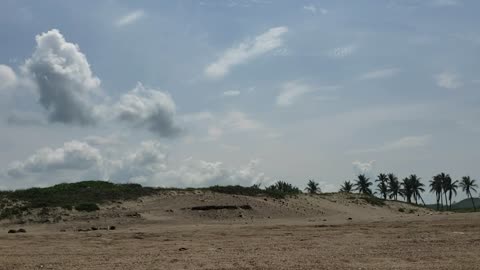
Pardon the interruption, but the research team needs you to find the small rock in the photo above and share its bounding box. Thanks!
[109,226,116,230]
[17,228,26,233]
[178,247,188,251]
[91,226,98,231]
[347,217,352,220]
[7,229,16,234]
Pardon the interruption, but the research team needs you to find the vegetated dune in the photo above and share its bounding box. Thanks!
[1,190,433,230]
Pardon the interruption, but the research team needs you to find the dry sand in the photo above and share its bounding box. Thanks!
[0,192,479,269]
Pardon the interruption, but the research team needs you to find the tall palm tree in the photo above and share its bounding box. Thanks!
[430,174,443,210]
[410,174,425,206]
[459,176,478,211]
[401,177,414,203]
[354,174,373,195]
[376,173,389,200]
[445,179,459,209]
[339,181,353,193]
[439,173,452,210]
[305,179,320,194]
[387,173,402,200]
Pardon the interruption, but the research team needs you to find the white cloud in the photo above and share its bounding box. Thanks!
[4,140,268,189]
[223,90,241,97]
[329,44,357,58]
[115,10,145,27]
[351,135,431,153]
[221,111,262,131]
[114,82,182,137]
[205,26,288,79]
[352,160,375,175]
[0,65,17,91]
[276,81,313,107]
[22,29,101,125]
[435,71,462,89]
[7,140,102,178]
[359,68,400,80]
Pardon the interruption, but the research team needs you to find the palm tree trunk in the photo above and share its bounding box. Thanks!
[469,192,476,211]
[419,195,426,206]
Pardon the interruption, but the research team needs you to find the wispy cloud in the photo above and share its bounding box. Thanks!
[205,26,288,79]
[276,81,313,107]
[435,71,462,89]
[352,160,375,175]
[351,135,431,154]
[223,90,241,97]
[359,68,400,80]
[329,44,357,58]
[303,5,328,14]
[115,10,145,27]
[430,0,460,7]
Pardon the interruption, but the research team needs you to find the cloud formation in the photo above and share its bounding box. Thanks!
[435,71,462,89]
[205,26,288,79]
[351,135,431,153]
[23,29,101,125]
[329,44,357,58]
[115,10,145,27]
[0,65,17,91]
[352,160,376,175]
[276,81,312,107]
[114,83,182,137]
[7,140,102,178]
[223,90,241,97]
[4,140,267,189]
[359,68,400,80]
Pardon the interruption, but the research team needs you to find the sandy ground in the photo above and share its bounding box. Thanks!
[0,192,479,269]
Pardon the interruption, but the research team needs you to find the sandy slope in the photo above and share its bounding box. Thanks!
[1,192,478,269]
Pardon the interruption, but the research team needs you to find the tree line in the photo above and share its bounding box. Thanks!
[305,173,478,211]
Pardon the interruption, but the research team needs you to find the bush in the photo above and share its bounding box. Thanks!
[265,181,301,196]
[75,203,100,212]
[398,207,405,212]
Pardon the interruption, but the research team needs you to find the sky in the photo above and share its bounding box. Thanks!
[0,0,479,203]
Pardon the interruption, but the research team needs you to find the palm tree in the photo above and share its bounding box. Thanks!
[305,179,320,194]
[430,175,443,210]
[339,181,353,193]
[354,174,373,195]
[376,173,389,200]
[400,177,414,203]
[387,173,402,200]
[410,174,425,206]
[459,176,478,211]
[445,178,459,209]
[439,173,452,210]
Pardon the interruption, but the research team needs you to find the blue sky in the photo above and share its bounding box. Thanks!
[0,0,479,203]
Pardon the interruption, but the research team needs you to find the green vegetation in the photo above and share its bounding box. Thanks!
[0,181,158,216]
[360,195,385,206]
[304,180,320,194]
[339,181,353,193]
[207,182,300,199]
[74,203,100,212]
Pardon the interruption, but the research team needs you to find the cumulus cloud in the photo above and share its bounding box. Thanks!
[115,10,145,27]
[276,81,313,107]
[359,68,400,80]
[223,90,241,97]
[4,140,267,189]
[329,44,357,58]
[351,135,431,153]
[0,64,17,91]
[435,71,462,89]
[7,140,102,178]
[205,26,288,79]
[22,29,101,125]
[352,160,375,175]
[114,83,182,137]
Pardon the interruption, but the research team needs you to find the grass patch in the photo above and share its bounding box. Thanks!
[207,182,301,199]
[360,195,386,206]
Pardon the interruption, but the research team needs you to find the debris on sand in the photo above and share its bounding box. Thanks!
[7,228,26,234]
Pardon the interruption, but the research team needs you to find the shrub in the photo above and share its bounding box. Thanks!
[398,207,405,212]
[75,203,99,212]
